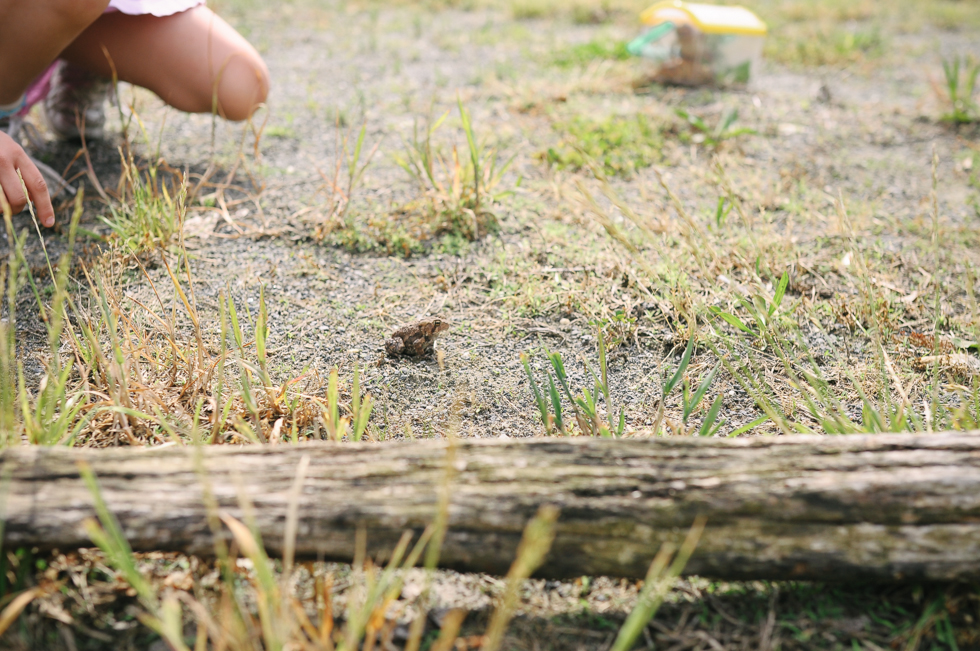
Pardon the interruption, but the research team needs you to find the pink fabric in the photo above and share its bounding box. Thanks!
[18,63,58,117]
[107,0,204,17]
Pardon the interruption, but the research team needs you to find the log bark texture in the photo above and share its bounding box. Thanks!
[2,434,980,582]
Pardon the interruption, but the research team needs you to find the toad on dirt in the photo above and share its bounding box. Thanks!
[384,317,449,359]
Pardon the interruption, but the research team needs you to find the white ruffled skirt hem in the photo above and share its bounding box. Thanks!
[107,0,205,17]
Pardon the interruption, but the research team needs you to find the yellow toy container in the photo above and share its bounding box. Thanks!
[627,1,767,86]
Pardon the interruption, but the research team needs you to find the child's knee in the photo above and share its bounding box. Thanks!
[215,51,269,121]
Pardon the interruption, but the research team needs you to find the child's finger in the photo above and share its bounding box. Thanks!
[0,132,30,215]
[0,167,29,215]
[14,157,56,228]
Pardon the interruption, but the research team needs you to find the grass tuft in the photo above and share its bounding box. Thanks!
[522,331,632,438]
[388,98,513,250]
[541,113,663,178]
[99,154,183,255]
[0,182,375,448]
[767,27,884,68]
[552,38,629,69]
[938,55,980,124]
[675,108,756,150]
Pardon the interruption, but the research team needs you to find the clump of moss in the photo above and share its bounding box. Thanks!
[766,26,884,67]
[540,114,664,178]
[552,38,629,68]
[324,213,424,257]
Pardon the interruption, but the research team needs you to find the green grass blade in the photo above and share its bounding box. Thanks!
[720,108,739,136]
[770,271,790,316]
[685,362,720,422]
[521,353,551,434]
[547,350,575,403]
[698,395,724,437]
[458,97,479,172]
[256,286,268,381]
[675,108,708,133]
[228,294,244,349]
[79,462,158,608]
[352,395,374,442]
[943,56,959,97]
[352,364,362,419]
[351,124,366,171]
[429,109,451,135]
[610,517,705,651]
[709,307,755,334]
[727,415,770,437]
[664,335,694,396]
[547,374,565,435]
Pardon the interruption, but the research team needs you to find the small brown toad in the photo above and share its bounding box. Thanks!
[385,317,449,358]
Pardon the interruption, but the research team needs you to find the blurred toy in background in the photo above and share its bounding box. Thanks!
[627,1,766,86]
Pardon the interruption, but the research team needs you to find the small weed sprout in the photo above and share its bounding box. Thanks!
[938,55,980,124]
[323,365,375,442]
[521,331,625,437]
[649,334,724,437]
[675,107,756,149]
[592,309,637,349]
[709,271,790,338]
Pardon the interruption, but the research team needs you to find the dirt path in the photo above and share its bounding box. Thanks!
[13,2,980,443]
[27,2,972,441]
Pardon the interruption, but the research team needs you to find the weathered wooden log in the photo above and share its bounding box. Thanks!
[2,434,980,582]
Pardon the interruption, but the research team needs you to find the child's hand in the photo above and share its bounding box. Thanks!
[0,131,55,228]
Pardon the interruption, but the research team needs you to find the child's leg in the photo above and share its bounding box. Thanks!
[0,0,110,105]
[59,6,269,121]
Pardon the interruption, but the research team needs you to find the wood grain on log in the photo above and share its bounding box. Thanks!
[2,434,979,582]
